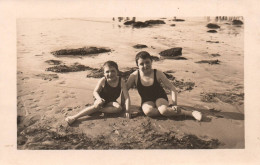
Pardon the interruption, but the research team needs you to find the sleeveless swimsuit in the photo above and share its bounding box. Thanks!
[99,77,121,105]
[137,69,168,105]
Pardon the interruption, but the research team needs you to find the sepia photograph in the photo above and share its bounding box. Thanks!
[1,0,260,165]
[17,17,244,149]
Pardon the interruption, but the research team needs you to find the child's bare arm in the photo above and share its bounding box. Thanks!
[93,78,105,105]
[157,70,178,105]
[126,72,137,90]
[121,79,131,117]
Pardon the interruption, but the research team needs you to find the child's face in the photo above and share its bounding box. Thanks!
[137,58,152,73]
[103,65,118,81]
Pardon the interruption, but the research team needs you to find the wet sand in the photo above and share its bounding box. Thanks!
[17,17,244,149]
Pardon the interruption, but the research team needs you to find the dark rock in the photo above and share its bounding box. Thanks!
[207,30,217,33]
[133,44,148,49]
[130,20,165,28]
[170,24,176,26]
[195,59,220,65]
[164,72,175,81]
[86,68,103,78]
[124,21,135,25]
[159,47,182,57]
[151,56,160,61]
[172,19,185,22]
[51,47,111,56]
[133,21,149,28]
[46,63,93,73]
[206,41,219,43]
[45,60,62,65]
[201,92,244,105]
[211,54,221,57]
[120,67,137,80]
[161,56,187,60]
[232,20,243,25]
[206,23,220,29]
[144,20,165,25]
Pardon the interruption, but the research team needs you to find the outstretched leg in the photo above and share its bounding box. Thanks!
[65,100,102,124]
[155,98,202,121]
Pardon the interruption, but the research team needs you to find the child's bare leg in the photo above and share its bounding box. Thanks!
[156,98,202,121]
[100,102,122,113]
[156,98,178,116]
[65,101,102,124]
[142,101,161,117]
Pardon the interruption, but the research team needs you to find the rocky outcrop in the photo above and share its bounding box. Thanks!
[159,47,182,57]
[46,63,94,73]
[51,47,111,56]
[232,20,243,25]
[206,23,220,29]
[127,20,166,28]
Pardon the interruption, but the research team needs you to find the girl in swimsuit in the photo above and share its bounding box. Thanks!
[65,61,130,125]
[126,51,202,120]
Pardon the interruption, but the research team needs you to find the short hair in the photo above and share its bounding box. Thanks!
[135,51,152,66]
[103,60,119,72]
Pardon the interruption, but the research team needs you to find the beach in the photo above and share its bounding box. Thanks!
[17,17,244,149]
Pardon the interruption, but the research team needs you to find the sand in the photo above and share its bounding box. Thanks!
[17,17,244,149]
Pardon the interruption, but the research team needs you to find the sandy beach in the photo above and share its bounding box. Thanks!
[17,17,244,149]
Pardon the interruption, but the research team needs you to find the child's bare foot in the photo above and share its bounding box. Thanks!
[65,116,76,125]
[192,111,202,121]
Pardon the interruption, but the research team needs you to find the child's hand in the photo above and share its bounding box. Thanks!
[125,112,131,119]
[94,98,105,108]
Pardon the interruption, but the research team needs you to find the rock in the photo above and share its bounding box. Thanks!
[46,63,93,73]
[206,41,219,43]
[170,24,176,26]
[159,47,182,57]
[206,23,220,29]
[172,19,185,22]
[86,69,103,78]
[133,21,149,28]
[133,44,148,49]
[211,54,221,57]
[51,47,111,56]
[151,56,160,61]
[144,20,165,25]
[130,20,165,28]
[45,60,62,65]
[195,59,220,65]
[120,67,137,80]
[124,21,135,25]
[164,72,175,81]
[232,20,243,25]
[207,30,217,33]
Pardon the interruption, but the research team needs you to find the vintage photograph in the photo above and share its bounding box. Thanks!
[17,17,244,149]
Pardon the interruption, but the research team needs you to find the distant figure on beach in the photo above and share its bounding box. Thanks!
[65,61,130,125]
[126,51,202,121]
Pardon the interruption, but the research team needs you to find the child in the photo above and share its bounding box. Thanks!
[65,61,130,125]
[126,51,202,121]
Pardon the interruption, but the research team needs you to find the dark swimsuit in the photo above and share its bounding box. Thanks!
[137,69,168,105]
[99,77,121,105]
